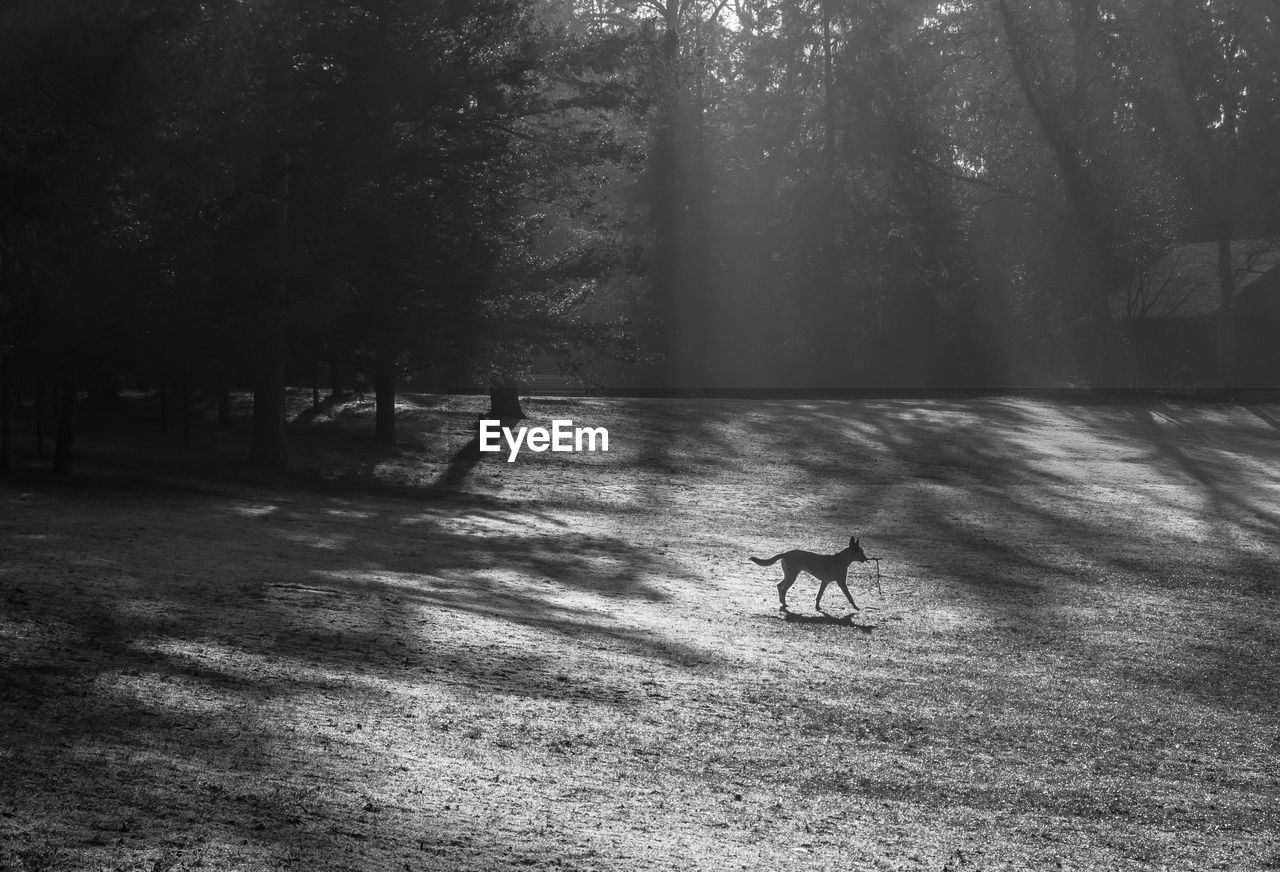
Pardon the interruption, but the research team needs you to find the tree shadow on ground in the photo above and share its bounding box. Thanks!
[436,429,483,487]
[0,462,704,869]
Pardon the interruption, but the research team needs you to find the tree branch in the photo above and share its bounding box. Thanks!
[903,152,1070,221]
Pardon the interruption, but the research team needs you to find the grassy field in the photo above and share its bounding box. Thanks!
[2,394,1278,871]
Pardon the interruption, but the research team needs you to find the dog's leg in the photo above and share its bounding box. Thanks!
[815,577,832,611]
[777,561,798,610]
[836,574,860,611]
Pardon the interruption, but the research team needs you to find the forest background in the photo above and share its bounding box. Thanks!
[2,0,1279,473]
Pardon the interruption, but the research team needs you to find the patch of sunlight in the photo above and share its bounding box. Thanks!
[427,513,529,534]
[398,509,555,536]
[276,530,353,550]
[230,503,280,517]
[788,400,861,412]
[1134,503,1214,539]
[66,554,120,568]
[1192,406,1255,426]
[325,507,375,519]
[312,568,439,591]
[394,511,445,527]
[1068,479,1214,539]
[896,405,987,426]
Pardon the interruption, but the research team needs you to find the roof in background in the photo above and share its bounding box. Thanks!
[1114,239,1280,320]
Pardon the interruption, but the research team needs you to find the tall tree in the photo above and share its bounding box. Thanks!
[1129,0,1279,385]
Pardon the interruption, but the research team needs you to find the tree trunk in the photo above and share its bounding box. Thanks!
[1217,236,1237,389]
[488,382,524,421]
[311,357,320,413]
[996,0,1125,384]
[813,0,844,381]
[822,1,836,165]
[34,370,44,457]
[181,371,191,447]
[329,348,341,399]
[374,344,396,445]
[649,6,684,387]
[0,352,13,473]
[249,360,288,469]
[248,148,290,470]
[53,381,75,476]
[217,377,232,429]
[685,28,712,385]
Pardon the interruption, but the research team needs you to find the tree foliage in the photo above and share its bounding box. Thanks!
[1,0,640,470]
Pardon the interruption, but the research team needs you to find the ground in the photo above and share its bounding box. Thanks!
[2,394,1278,871]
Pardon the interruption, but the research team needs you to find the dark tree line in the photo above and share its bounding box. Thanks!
[0,0,636,473]
[2,0,1278,474]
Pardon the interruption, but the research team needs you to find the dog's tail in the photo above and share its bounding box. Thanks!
[750,554,783,566]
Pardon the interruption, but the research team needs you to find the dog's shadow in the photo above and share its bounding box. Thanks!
[781,610,877,633]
